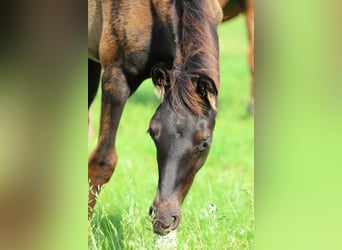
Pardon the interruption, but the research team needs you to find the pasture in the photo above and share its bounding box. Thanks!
[88,15,254,249]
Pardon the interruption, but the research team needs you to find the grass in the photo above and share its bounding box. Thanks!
[88,15,254,249]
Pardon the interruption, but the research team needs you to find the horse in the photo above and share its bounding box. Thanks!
[219,0,254,113]
[88,0,223,236]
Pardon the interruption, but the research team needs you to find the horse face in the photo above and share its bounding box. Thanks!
[148,77,216,235]
[148,103,216,235]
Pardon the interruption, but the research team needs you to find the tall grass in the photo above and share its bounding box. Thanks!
[88,16,254,249]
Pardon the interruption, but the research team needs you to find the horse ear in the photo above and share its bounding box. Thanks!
[196,77,218,111]
[151,64,170,102]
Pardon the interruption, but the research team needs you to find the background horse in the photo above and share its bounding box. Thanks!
[88,0,222,235]
[219,0,254,113]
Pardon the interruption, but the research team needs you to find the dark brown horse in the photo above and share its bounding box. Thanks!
[88,0,222,235]
[219,0,254,113]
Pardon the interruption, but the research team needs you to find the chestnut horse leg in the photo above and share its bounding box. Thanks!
[88,66,130,217]
[88,59,101,138]
[245,1,254,114]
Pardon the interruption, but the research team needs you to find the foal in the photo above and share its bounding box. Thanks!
[88,0,222,235]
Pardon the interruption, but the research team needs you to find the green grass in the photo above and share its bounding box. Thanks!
[88,16,254,249]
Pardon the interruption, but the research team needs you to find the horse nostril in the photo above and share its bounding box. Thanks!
[171,215,180,228]
[149,205,156,217]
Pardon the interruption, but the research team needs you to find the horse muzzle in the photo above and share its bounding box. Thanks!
[149,204,181,236]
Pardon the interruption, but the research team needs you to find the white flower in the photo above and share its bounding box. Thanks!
[209,203,217,213]
[155,230,177,249]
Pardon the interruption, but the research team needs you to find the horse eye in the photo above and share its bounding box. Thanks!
[198,138,211,152]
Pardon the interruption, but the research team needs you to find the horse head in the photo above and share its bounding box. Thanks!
[148,64,218,235]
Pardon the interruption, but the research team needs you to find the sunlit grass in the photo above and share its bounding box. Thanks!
[88,15,254,249]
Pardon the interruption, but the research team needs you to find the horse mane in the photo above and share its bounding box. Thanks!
[167,0,221,116]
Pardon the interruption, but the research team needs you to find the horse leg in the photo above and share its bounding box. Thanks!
[88,66,130,217]
[245,0,254,114]
[88,59,101,138]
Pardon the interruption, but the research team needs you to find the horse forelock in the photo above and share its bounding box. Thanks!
[166,70,207,116]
